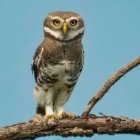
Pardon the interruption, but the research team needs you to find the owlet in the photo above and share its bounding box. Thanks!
[32,11,84,118]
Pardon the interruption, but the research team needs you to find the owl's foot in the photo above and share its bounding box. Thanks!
[61,112,76,118]
[44,112,77,121]
[44,114,63,120]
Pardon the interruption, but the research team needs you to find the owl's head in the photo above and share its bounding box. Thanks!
[43,11,84,41]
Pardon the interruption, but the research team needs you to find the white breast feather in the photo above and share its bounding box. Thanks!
[42,60,76,84]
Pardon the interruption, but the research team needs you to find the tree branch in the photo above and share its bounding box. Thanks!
[82,56,140,118]
[1,116,140,140]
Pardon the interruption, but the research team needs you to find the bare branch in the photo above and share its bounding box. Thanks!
[82,57,140,118]
[1,116,140,140]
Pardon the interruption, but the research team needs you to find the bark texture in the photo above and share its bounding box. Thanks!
[1,116,140,140]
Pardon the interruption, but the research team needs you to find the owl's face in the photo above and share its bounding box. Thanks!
[43,11,84,41]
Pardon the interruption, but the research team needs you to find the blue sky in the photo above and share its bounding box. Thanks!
[0,0,140,140]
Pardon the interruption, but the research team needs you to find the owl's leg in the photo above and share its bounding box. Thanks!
[34,85,55,119]
[55,106,64,115]
[43,87,65,120]
[53,89,72,118]
[44,88,55,119]
[45,105,54,115]
[54,85,78,118]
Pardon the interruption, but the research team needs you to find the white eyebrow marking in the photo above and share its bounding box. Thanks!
[48,16,64,22]
[66,16,81,22]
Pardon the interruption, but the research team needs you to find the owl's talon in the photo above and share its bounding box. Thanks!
[44,114,63,120]
[44,113,76,121]
[61,112,76,118]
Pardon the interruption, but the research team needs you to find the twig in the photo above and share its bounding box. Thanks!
[82,57,140,118]
[1,116,140,140]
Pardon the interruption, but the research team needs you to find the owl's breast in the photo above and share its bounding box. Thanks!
[41,60,82,85]
[44,60,79,76]
[38,40,83,86]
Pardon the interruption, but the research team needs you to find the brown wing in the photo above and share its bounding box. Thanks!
[31,46,43,82]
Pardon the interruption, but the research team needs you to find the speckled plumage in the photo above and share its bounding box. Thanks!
[32,11,84,116]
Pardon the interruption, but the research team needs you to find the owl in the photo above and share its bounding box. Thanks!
[32,11,84,118]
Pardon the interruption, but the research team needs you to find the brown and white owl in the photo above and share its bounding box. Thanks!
[32,11,84,118]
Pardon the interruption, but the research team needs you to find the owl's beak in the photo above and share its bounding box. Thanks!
[63,22,68,35]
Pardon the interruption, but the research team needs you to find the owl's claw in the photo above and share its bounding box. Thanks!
[61,112,76,118]
[44,112,76,121]
[44,114,63,120]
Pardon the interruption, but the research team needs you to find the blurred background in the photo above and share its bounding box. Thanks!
[0,0,140,140]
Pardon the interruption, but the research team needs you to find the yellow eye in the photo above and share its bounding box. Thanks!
[52,19,60,26]
[70,19,78,26]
